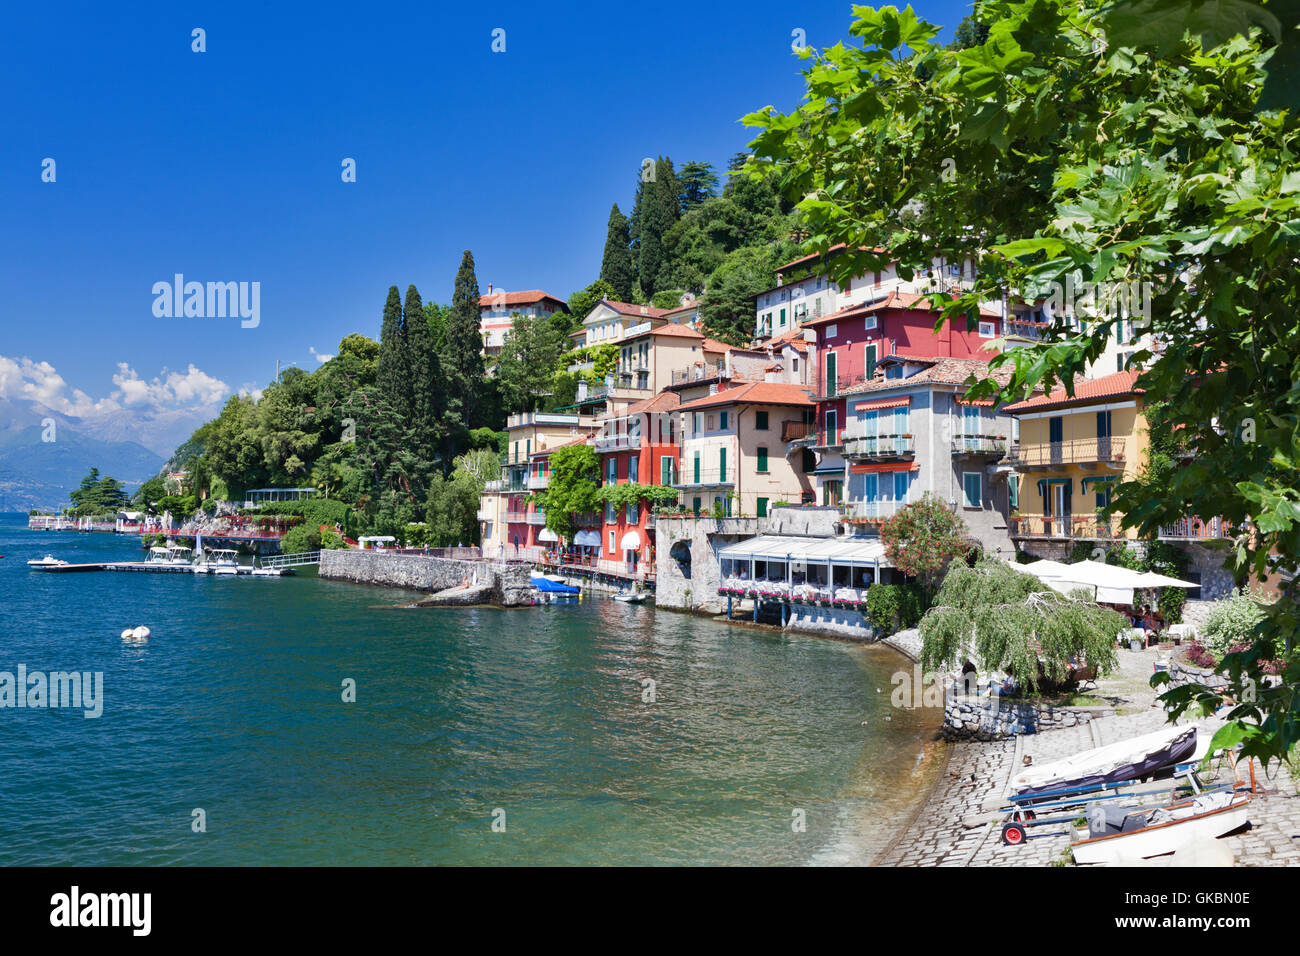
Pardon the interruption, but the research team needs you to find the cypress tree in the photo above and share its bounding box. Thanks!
[403,284,444,460]
[377,285,407,417]
[637,156,680,297]
[599,204,635,301]
[443,250,486,431]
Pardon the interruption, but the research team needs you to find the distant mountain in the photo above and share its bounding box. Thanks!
[0,417,166,512]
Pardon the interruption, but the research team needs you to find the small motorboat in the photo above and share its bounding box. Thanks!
[1070,790,1252,865]
[27,555,68,567]
[614,588,649,604]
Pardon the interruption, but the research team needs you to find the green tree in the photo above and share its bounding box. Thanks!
[377,285,407,419]
[496,312,562,414]
[403,283,445,467]
[879,492,975,602]
[535,443,600,542]
[677,160,720,211]
[599,204,636,301]
[638,156,680,296]
[443,250,487,432]
[742,0,1300,765]
[920,558,1124,690]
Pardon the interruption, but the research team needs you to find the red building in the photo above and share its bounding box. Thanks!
[798,291,1004,504]
[594,390,681,579]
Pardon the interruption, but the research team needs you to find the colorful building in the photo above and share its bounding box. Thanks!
[478,287,569,358]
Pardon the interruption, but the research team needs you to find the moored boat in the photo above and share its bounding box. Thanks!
[27,554,68,567]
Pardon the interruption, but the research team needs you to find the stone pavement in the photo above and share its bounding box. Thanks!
[876,704,1300,867]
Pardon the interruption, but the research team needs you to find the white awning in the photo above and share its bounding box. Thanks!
[717,535,890,568]
[620,530,642,550]
[573,530,600,547]
[538,528,558,543]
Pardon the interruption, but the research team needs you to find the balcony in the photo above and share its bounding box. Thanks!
[1158,516,1231,540]
[670,364,728,387]
[574,511,603,529]
[812,427,847,450]
[505,511,529,523]
[1009,513,1127,539]
[672,468,735,488]
[840,499,906,524]
[594,432,643,452]
[525,511,547,526]
[567,360,595,374]
[782,420,816,443]
[475,508,494,522]
[483,479,504,492]
[843,434,915,461]
[950,434,1007,457]
[1009,437,1127,470]
[526,473,550,490]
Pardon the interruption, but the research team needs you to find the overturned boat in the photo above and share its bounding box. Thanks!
[1006,724,1199,800]
[1071,790,1251,865]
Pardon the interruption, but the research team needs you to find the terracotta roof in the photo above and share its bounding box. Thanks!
[530,434,593,457]
[675,381,814,412]
[479,289,569,310]
[774,243,890,273]
[768,327,810,352]
[801,291,1000,327]
[640,323,703,339]
[610,390,681,419]
[700,337,732,353]
[839,357,1016,398]
[1004,369,1143,413]
[599,299,673,319]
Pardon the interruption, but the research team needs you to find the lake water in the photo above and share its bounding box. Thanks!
[0,514,943,865]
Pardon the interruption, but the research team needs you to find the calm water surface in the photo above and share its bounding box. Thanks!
[0,514,942,865]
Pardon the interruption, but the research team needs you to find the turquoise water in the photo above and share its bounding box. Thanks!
[0,514,941,865]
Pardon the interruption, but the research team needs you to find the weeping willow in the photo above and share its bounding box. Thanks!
[919,558,1124,690]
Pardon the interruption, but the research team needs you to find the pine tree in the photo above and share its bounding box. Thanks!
[443,250,486,432]
[599,204,635,301]
[677,161,719,211]
[377,285,407,418]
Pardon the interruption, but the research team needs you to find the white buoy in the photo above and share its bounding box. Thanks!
[120,629,134,640]
[132,626,150,640]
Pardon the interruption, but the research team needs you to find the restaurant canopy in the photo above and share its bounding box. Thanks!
[1010,559,1194,605]
[538,528,559,543]
[718,535,891,568]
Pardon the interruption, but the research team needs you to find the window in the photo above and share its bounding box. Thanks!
[693,451,701,484]
[692,496,702,515]
[693,412,702,434]
[962,472,982,508]
[607,458,617,483]
[661,456,676,485]
[526,439,531,458]
[822,481,841,506]
[865,314,878,330]
[792,357,799,373]
[628,457,639,483]
[1049,416,1063,444]
[720,411,729,430]
[825,408,837,445]
[719,447,727,483]
[757,447,768,473]
[825,351,838,396]
[826,323,838,338]
[779,308,786,327]
[627,502,639,524]
[755,410,769,430]
[608,530,616,553]
[706,414,715,431]
[865,343,877,379]
[1096,410,1112,438]
[757,497,769,518]
[606,502,617,523]
[978,321,996,338]
[1009,475,1019,510]
[886,365,903,379]
[893,471,909,502]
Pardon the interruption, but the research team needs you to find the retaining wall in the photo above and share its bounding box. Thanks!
[941,690,1118,741]
[319,550,533,606]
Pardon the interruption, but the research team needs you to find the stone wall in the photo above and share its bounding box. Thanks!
[941,690,1118,741]
[784,604,876,641]
[319,550,533,606]
[1166,660,1229,692]
[654,516,765,614]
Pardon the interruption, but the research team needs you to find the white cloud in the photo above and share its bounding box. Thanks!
[309,347,334,364]
[0,353,230,416]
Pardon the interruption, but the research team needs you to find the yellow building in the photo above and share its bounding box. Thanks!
[674,381,815,518]
[1003,369,1146,555]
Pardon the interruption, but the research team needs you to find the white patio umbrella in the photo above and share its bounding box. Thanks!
[1132,570,1199,588]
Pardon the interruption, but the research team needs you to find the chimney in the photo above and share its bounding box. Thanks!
[640,305,648,315]
[776,272,784,287]
[488,284,493,294]
[577,379,588,401]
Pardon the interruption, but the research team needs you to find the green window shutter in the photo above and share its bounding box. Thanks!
[757,447,768,472]
[719,447,727,482]
[693,452,700,484]
[757,497,768,518]
[756,410,769,430]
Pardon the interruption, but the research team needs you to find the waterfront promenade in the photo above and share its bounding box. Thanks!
[876,647,1300,867]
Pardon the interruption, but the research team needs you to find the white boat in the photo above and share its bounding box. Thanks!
[614,589,649,604]
[999,724,1198,802]
[27,554,68,567]
[195,549,241,574]
[251,566,294,577]
[1071,791,1252,865]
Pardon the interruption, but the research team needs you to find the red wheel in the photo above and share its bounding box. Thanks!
[1002,823,1027,846]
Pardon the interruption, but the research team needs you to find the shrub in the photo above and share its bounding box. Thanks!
[280,524,321,554]
[1202,588,1269,657]
[321,529,348,550]
[1157,586,1185,626]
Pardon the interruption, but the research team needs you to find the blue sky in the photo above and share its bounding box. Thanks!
[0,0,973,444]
